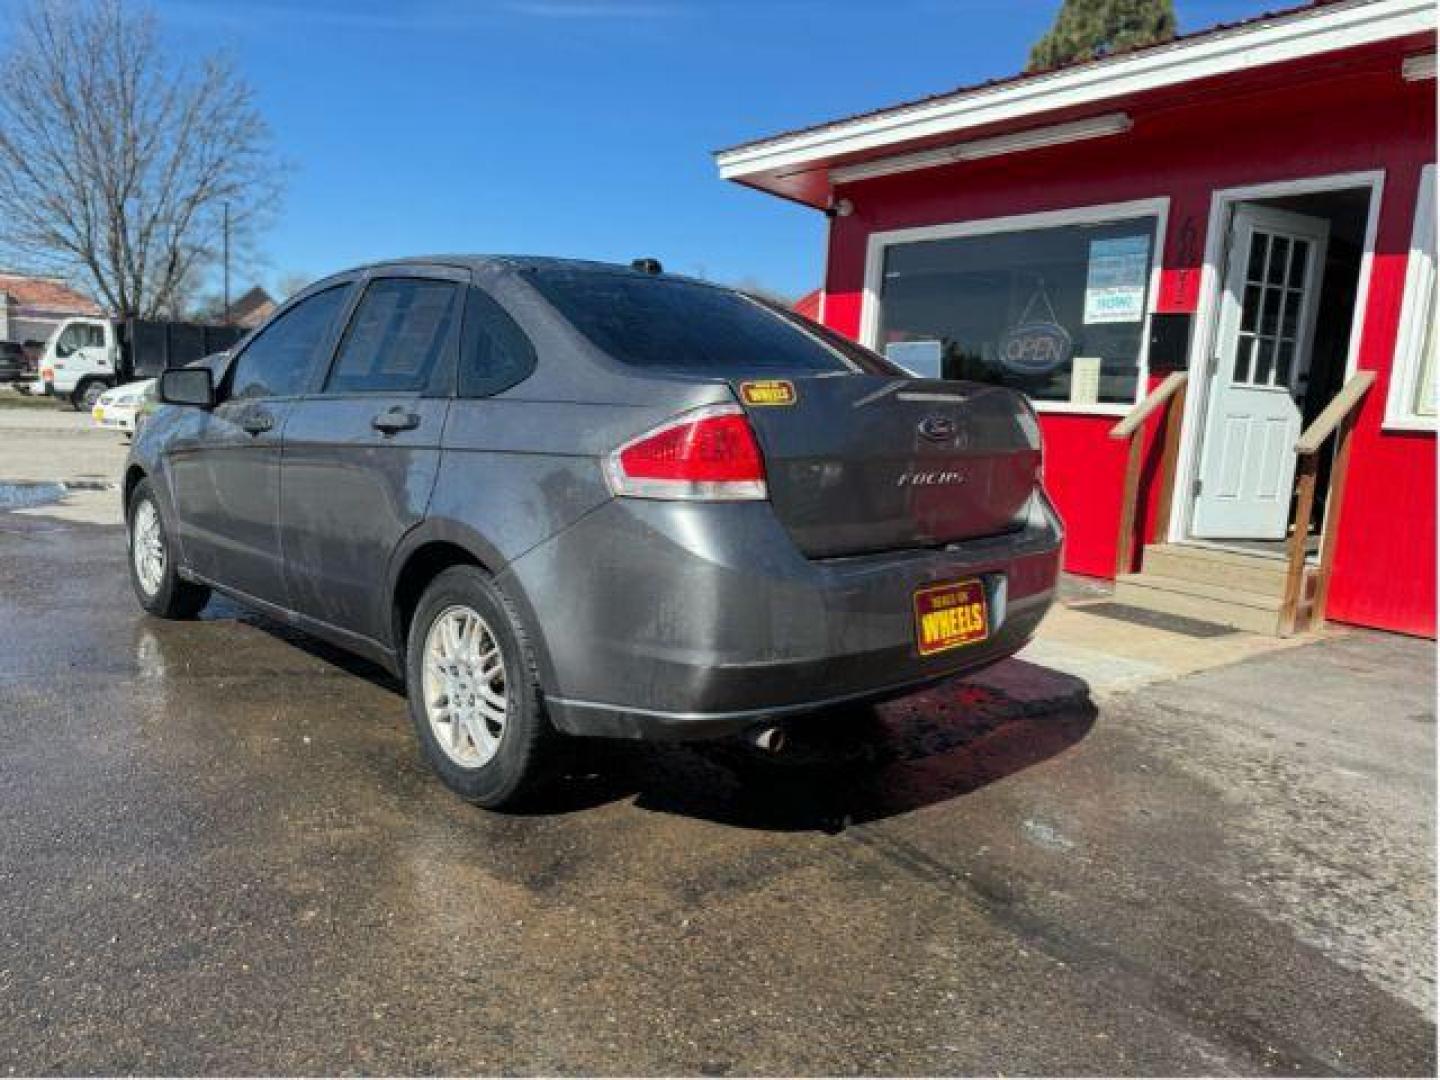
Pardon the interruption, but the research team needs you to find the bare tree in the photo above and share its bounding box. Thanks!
[0,0,281,319]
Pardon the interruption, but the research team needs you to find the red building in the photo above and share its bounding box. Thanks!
[718,0,1436,638]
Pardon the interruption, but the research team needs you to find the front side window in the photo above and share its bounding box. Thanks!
[55,322,104,357]
[524,268,893,376]
[874,211,1161,406]
[1387,166,1437,427]
[228,285,349,401]
[326,278,459,394]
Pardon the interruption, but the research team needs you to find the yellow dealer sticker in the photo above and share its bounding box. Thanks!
[739,380,796,407]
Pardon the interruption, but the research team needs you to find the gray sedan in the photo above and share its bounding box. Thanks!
[123,257,1062,808]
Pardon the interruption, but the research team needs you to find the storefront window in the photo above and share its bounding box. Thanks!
[874,211,1161,407]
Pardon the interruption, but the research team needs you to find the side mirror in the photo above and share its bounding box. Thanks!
[159,366,215,408]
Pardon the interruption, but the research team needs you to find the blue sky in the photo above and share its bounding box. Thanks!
[24,0,1281,299]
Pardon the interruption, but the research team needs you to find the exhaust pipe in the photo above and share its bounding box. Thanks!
[747,725,787,754]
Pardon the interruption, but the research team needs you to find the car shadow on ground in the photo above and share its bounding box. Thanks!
[541,690,1097,833]
[212,598,1097,833]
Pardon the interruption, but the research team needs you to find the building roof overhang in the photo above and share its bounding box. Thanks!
[714,0,1436,208]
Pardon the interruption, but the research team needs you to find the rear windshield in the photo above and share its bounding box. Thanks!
[522,268,897,377]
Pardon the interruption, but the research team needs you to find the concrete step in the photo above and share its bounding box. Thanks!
[1114,572,1283,635]
[1141,543,1292,596]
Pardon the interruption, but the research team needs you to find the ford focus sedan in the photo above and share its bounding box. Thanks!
[124,257,1062,808]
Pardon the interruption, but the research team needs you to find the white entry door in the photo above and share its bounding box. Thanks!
[1192,205,1330,540]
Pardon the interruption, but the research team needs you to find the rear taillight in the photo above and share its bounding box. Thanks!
[604,402,767,501]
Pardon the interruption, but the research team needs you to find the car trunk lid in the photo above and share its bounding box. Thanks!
[734,375,1040,559]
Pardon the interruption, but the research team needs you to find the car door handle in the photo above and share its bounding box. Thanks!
[372,407,421,435]
[241,413,274,436]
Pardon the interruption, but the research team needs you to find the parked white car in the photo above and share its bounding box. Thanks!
[91,378,155,435]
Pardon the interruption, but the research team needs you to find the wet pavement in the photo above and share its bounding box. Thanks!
[0,508,1434,1075]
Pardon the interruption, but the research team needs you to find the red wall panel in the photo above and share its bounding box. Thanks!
[1325,163,1437,637]
[817,41,1436,634]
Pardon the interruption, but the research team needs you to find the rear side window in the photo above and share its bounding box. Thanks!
[229,285,349,400]
[459,287,535,398]
[326,278,460,394]
[523,269,892,376]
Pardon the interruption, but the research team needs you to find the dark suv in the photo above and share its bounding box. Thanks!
[125,257,1061,807]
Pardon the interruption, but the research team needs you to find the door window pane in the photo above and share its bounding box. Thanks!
[1252,337,1275,385]
[1266,237,1291,285]
[326,278,459,394]
[1240,285,1262,332]
[1233,335,1255,383]
[1247,234,1269,282]
[1274,340,1295,386]
[1280,291,1301,339]
[876,214,1158,405]
[1287,239,1310,284]
[229,285,349,400]
[1259,287,1282,337]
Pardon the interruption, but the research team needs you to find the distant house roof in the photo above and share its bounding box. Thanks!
[0,272,103,317]
[715,0,1434,206]
[225,286,276,327]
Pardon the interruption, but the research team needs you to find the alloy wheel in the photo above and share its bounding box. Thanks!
[131,499,165,597]
[422,604,508,768]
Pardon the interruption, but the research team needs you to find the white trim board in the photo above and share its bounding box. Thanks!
[857,197,1170,418]
[716,0,1433,186]
[1168,170,1386,544]
[1384,163,1437,431]
[829,114,1132,186]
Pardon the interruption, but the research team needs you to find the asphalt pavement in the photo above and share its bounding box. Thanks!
[0,491,1434,1075]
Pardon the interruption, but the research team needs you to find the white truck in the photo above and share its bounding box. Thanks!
[28,316,244,410]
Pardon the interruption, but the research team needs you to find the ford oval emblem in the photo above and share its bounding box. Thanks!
[918,415,956,442]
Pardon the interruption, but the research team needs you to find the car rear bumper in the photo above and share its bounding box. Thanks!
[500,491,1063,740]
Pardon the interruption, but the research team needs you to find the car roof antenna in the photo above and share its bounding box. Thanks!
[630,258,663,275]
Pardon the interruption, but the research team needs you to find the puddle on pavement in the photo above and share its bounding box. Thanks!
[0,482,66,510]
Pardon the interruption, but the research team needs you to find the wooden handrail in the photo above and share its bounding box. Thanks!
[1295,370,1376,454]
[1278,369,1377,636]
[1109,371,1190,578]
[1109,371,1189,440]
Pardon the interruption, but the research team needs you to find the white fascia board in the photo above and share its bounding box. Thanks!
[829,113,1132,184]
[715,0,1435,182]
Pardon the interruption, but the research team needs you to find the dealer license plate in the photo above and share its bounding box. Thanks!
[913,578,989,657]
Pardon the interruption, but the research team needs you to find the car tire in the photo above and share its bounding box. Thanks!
[73,379,108,412]
[126,478,211,619]
[405,566,557,809]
